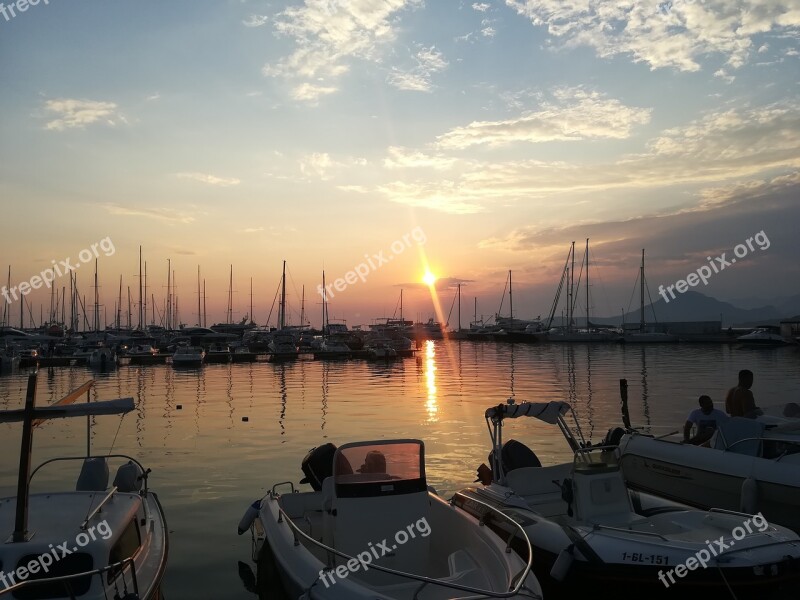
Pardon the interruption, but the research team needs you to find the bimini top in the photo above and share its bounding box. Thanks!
[333,439,426,498]
[485,400,571,424]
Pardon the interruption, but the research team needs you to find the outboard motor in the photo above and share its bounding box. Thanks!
[299,443,337,491]
[602,427,627,447]
[500,439,542,472]
[113,461,144,493]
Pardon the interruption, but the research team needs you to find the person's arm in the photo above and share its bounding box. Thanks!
[683,420,693,442]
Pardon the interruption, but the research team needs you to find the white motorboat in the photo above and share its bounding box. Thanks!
[736,326,795,346]
[455,400,800,596]
[205,343,232,363]
[87,347,118,370]
[364,337,397,360]
[238,439,543,599]
[171,345,205,367]
[0,373,168,599]
[617,411,800,533]
[315,337,352,359]
[127,344,159,357]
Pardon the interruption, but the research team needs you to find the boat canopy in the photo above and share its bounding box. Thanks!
[485,401,570,424]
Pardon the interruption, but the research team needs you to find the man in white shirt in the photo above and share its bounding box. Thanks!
[684,395,730,445]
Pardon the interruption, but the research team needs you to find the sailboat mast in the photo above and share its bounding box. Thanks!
[117,275,123,330]
[250,277,253,324]
[322,271,327,337]
[3,266,10,327]
[457,283,462,332]
[569,242,575,331]
[143,261,148,328]
[509,270,513,323]
[197,266,202,326]
[203,279,207,327]
[227,265,233,324]
[166,259,171,330]
[93,259,99,333]
[301,285,305,329]
[138,246,143,330]
[280,260,286,330]
[586,238,590,329]
[640,249,645,332]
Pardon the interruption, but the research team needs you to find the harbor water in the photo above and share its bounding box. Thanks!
[1,341,799,598]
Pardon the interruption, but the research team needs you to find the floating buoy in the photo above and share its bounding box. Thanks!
[238,499,261,535]
[242,416,249,422]
[550,544,574,581]
[740,477,758,513]
[176,404,182,410]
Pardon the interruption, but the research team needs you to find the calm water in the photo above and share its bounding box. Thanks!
[1,341,799,599]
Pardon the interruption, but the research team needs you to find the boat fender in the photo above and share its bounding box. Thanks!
[550,544,575,582]
[740,477,758,514]
[238,499,261,535]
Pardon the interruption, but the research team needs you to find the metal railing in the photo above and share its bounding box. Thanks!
[0,557,140,599]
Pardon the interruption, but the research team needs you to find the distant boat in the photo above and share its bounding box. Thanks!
[205,343,232,363]
[172,345,205,367]
[268,333,299,361]
[737,326,795,346]
[0,346,19,373]
[88,347,118,371]
[364,336,398,360]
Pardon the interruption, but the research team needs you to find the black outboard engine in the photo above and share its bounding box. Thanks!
[499,439,542,473]
[299,443,338,491]
[602,427,627,448]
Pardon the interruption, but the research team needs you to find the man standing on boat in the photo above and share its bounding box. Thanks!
[684,395,729,445]
[725,369,762,418]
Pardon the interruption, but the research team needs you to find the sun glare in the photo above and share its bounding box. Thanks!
[423,270,437,286]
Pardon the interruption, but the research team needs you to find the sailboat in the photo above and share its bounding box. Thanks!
[622,250,678,343]
[268,261,299,361]
[316,271,352,359]
[546,240,619,342]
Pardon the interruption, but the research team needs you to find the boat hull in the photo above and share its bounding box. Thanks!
[618,434,800,533]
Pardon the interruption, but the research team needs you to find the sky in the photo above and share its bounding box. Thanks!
[0,0,798,329]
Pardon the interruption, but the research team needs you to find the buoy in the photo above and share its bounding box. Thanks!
[238,499,261,535]
[176,404,182,410]
[740,477,758,514]
[242,416,249,422]
[550,544,574,581]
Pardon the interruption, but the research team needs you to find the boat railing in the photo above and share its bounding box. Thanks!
[0,556,140,598]
[270,491,538,599]
[30,454,151,496]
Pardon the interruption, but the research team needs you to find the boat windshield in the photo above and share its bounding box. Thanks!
[573,446,620,473]
[333,441,426,497]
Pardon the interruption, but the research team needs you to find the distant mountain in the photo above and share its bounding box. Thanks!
[591,291,794,327]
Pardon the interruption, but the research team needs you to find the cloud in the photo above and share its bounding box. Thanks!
[506,0,800,71]
[43,99,121,131]
[243,14,269,27]
[298,152,366,179]
[263,0,422,99]
[436,87,651,149]
[104,204,195,224]
[381,101,800,214]
[242,226,265,233]
[472,2,491,12]
[176,172,241,186]
[383,146,456,170]
[291,82,338,104]
[387,45,449,92]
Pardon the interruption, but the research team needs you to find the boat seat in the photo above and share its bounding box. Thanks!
[571,466,638,525]
[415,550,490,600]
[76,457,109,491]
[506,464,571,499]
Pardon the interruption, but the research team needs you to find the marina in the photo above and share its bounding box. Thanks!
[1,340,799,599]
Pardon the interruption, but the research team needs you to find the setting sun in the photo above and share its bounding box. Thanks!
[423,270,437,286]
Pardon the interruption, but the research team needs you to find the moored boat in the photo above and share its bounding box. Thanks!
[238,439,543,599]
[0,374,168,599]
[455,400,800,597]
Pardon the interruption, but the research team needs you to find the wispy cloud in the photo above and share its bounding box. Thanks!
[383,146,456,170]
[104,204,195,224]
[506,0,800,71]
[43,99,121,131]
[243,14,269,27]
[263,0,422,100]
[472,2,491,12]
[299,152,367,180]
[387,46,449,92]
[242,226,265,233]
[176,172,241,186]
[436,87,651,149]
[291,82,338,104]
